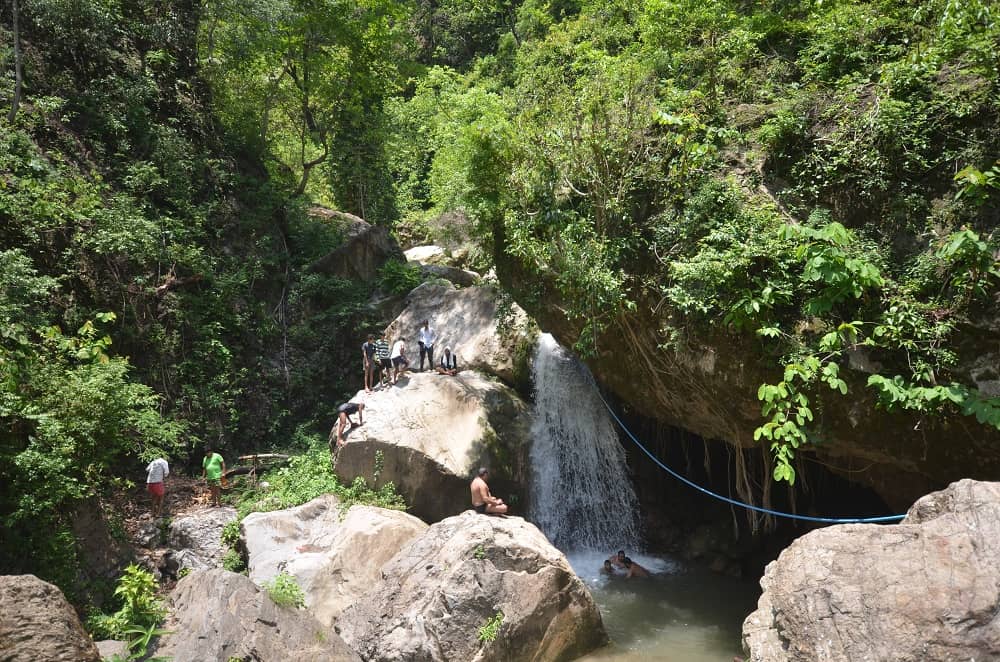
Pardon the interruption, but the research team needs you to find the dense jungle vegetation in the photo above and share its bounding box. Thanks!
[1,0,998,604]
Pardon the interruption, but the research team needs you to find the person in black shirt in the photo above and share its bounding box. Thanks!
[361,334,377,392]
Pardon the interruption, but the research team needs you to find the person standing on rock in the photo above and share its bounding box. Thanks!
[202,447,225,507]
[471,467,507,515]
[335,401,365,447]
[145,456,169,517]
[418,320,436,371]
[375,331,392,387]
[390,336,409,384]
[362,334,378,393]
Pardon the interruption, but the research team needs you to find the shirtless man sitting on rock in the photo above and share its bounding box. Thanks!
[470,467,507,515]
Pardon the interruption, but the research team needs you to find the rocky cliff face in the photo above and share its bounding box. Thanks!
[742,479,1000,662]
[497,252,1000,509]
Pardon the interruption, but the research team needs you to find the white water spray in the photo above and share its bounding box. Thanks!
[529,333,641,552]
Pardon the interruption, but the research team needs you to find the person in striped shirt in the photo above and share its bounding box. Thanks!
[374,332,392,387]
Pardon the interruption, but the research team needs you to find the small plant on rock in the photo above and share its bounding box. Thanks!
[222,549,246,573]
[264,571,305,609]
[473,545,487,560]
[477,610,504,644]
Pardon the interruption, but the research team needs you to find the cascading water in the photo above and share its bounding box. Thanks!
[529,333,641,552]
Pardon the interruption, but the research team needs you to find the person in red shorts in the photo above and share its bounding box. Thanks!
[145,457,169,517]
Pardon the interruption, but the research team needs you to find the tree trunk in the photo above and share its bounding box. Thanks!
[8,0,23,123]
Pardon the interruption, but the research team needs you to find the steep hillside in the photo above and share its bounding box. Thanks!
[387,0,1000,508]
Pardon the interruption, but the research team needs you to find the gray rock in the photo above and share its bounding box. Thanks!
[743,479,1000,662]
[162,506,236,575]
[386,282,534,385]
[95,640,128,660]
[243,495,344,585]
[243,499,428,627]
[308,207,405,282]
[336,511,607,662]
[419,263,480,287]
[333,371,532,523]
[405,244,447,264]
[153,568,360,662]
[0,575,101,662]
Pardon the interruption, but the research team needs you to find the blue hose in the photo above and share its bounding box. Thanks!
[599,395,906,524]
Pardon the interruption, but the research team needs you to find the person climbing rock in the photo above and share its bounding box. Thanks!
[202,447,225,507]
[335,401,365,447]
[362,334,378,393]
[470,467,507,515]
[390,336,409,384]
[435,346,459,376]
[418,319,436,371]
[145,456,169,517]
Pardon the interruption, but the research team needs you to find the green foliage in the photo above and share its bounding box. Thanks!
[234,438,405,520]
[477,610,504,644]
[376,260,425,296]
[473,544,487,560]
[86,565,165,644]
[264,571,305,609]
[222,549,247,573]
[221,519,241,550]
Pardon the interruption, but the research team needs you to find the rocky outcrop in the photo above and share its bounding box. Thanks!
[385,281,534,385]
[420,263,480,287]
[153,568,360,662]
[0,575,101,662]
[242,498,428,627]
[299,506,427,627]
[162,506,236,575]
[242,495,343,583]
[742,479,1000,662]
[309,207,405,282]
[336,512,607,662]
[334,371,532,522]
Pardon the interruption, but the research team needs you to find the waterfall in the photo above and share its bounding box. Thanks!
[529,333,641,552]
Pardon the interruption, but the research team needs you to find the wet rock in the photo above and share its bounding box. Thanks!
[334,371,532,523]
[0,575,101,662]
[243,499,428,627]
[385,281,534,385]
[337,511,607,662]
[162,506,236,575]
[152,569,360,662]
[743,479,1000,662]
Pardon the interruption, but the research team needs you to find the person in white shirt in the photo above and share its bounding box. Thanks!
[390,336,409,384]
[145,457,169,517]
[417,320,437,371]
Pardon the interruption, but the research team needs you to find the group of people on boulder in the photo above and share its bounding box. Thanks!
[361,320,460,392]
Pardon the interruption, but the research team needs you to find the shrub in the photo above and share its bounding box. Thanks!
[264,572,305,609]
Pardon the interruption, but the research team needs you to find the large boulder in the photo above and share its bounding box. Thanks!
[0,575,101,662]
[242,497,428,627]
[152,568,360,662]
[336,512,607,662]
[308,207,405,282]
[162,506,236,575]
[333,371,532,523]
[385,281,534,385]
[242,495,343,583]
[742,479,1000,662]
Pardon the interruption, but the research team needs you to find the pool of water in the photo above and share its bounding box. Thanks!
[567,552,760,662]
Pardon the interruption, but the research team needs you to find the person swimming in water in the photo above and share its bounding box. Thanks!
[622,556,650,578]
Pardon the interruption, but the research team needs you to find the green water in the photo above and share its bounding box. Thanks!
[568,553,759,662]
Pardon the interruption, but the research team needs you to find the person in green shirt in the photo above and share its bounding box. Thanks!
[202,446,226,507]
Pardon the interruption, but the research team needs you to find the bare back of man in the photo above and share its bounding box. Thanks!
[470,469,507,515]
